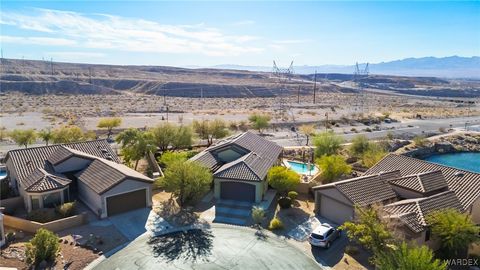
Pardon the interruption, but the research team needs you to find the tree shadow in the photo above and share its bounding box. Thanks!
[154,199,199,226]
[148,229,213,263]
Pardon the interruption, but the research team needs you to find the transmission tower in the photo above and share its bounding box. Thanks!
[272,60,294,121]
[353,62,369,114]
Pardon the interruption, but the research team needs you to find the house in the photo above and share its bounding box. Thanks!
[4,140,153,218]
[313,153,480,246]
[190,132,283,203]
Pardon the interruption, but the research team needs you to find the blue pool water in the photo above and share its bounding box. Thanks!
[0,170,6,180]
[424,152,480,173]
[287,161,317,175]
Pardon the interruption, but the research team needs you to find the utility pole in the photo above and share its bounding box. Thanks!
[325,112,329,131]
[313,71,317,104]
[297,86,300,103]
[50,58,54,75]
[89,67,92,84]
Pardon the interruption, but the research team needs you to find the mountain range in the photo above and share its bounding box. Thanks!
[202,56,480,78]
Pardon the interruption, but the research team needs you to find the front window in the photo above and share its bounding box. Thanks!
[42,192,62,208]
[31,196,40,210]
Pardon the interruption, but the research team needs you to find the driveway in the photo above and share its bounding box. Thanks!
[287,215,349,267]
[93,224,325,270]
[107,208,157,241]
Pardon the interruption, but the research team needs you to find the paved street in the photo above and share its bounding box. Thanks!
[93,225,325,270]
[269,115,480,147]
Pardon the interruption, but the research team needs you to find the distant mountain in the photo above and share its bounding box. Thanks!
[209,56,480,78]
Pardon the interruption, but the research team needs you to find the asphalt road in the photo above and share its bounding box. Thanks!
[269,115,480,147]
[93,225,324,270]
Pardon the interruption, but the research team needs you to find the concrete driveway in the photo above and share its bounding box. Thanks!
[93,224,325,270]
[107,208,151,241]
[287,215,349,267]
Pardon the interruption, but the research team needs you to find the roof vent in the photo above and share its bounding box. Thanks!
[100,148,108,154]
[26,160,32,166]
[454,171,465,177]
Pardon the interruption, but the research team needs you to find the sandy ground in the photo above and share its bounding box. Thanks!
[1,93,478,131]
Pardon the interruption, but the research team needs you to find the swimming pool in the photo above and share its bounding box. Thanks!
[0,170,7,180]
[424,152,480,173]
[286,160,318,175]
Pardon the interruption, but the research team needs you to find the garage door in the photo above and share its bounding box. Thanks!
[320,195,354,225]
[220,182,256,202]
[106,189,147,216]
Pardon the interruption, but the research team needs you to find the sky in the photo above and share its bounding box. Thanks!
[1,1,479,67]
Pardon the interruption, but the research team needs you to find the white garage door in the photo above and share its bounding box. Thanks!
[320,195,354,225]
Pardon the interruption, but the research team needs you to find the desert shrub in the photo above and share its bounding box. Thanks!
[251,206,265,225]
[313,131,343,157]
[316,155,352,183]
[278,197,292,209]
[413,135,428,147]
[287,191,298,200]
[25,228,60,266]
[349,135,371,157]
[362,143,388,168]
[27,209,57,223]
[345,245,359,255]
[268,217,284,230]
[55,201,76,218]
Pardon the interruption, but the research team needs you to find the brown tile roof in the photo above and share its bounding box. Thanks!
[6,140,120,191]
[191,132,282,181]
[366,154,480,210]
[75,158,153,194]
[313,170,401,206]
[389,170,448,194]
[24,168,71,193]
[384,190,463,232]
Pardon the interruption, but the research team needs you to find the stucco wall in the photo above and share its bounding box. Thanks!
[103,179,152,205]
[5,158,19,194]
[315,188,352,207]
[214,178,264,203]
[77,180,103,216]
[391,185,424,199]
[470,196,480,224]
[53,156,91,173]
[78,178,152,218]
[3,212,87,233]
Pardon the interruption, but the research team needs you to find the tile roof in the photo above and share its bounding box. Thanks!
[5,140,150,195]
[389,170,448,194]
[190,132,283,182]
[24,168,71,193]
[6,140,120,191]
[313,170,401,206]
[366,154,480,210]
[75,158,153,194]
[384,190,464,232]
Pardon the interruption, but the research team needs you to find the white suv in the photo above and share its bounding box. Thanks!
[308,223,341,248]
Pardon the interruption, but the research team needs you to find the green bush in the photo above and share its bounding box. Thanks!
[55,201,76,218]
[278,197,292,209]
[27,209,57,223]
[25,228,60,266]
[287,191,298,200]
[251,206,265,225]
[268,217,284,230]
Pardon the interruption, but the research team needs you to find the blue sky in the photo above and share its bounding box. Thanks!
[1,1,479,67]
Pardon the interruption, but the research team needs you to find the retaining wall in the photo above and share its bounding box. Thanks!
[3,212,87,233]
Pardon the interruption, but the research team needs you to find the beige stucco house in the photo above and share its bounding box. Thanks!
[190,132,282,203]
[4,140,153,218]
[313,154,480,247]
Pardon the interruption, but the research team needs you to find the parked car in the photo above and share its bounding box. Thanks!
[308,223,341,248]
